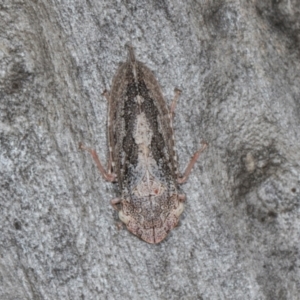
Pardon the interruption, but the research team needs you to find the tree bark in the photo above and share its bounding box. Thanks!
[1,0,300,299]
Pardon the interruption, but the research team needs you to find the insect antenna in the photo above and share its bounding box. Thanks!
[125,43,136,63]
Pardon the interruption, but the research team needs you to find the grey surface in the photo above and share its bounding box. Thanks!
[1,0,300,299]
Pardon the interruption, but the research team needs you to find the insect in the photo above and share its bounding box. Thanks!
[80,45,207,244]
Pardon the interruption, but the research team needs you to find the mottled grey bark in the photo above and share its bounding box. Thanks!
[1,0,300,299]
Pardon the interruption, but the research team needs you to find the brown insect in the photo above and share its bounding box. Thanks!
[80,45,207,244]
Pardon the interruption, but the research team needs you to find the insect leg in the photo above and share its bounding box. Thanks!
[178,194,186,202]
[110,198,122,211]
[79,142,116,182]
[102,90,110,101]
[177,142,208,184]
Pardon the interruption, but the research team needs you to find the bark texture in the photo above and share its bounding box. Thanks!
[1,0,300,299]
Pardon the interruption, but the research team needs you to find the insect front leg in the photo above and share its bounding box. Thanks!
[79,142,116,182]
[177,142,208,184]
